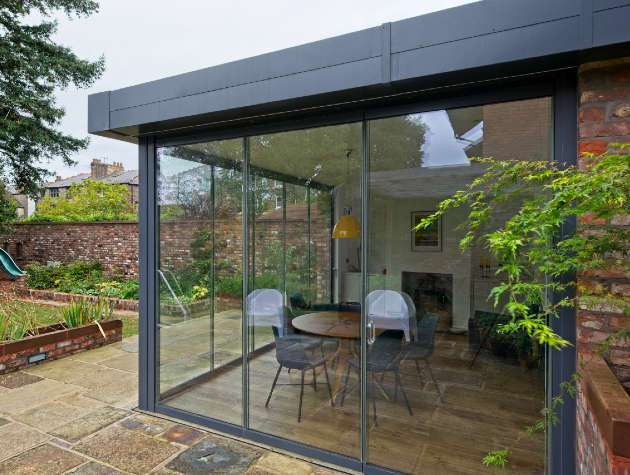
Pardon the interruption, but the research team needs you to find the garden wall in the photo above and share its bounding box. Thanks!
[578,57,630,387]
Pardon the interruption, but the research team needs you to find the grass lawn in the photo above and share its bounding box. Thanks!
[1,299,139,338]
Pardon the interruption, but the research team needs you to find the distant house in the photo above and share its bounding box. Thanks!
[40,159,139,209]
[7,186,36,219]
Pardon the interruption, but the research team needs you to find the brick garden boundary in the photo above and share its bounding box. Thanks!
[0,319,122,375]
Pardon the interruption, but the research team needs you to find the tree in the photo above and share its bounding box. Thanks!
[0,0,105,200]
[0,180,17,235]
[26,179,136,221]
[417,146,630,468]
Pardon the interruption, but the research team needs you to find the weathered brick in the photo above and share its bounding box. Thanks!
[581,85,630,104]
[580,107,606,122]
[612,284,630,297]
[609,316,630,328]
[579,140,608,157]
[578,312,605,329]
[611,349,630,365]
[614,103,630,118]
[579,328,613,344]
[580,121,630,139]
[613,69,630,83]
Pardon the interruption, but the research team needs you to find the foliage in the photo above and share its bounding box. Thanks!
[61,297,113,337]
[416,146,630,467]
[25,179,136,222]
[0,293,38,341]
[26,259,103,290]
[192,285,208,300]
[0,1,105,200]
[0,179,18,236]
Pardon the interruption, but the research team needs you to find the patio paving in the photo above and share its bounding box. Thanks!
[0,333,350,475]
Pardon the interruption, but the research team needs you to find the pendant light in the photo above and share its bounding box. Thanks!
[332,149,361,239]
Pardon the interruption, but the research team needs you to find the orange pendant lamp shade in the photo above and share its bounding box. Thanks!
[332,214,361,238]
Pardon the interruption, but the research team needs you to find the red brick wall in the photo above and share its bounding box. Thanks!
[578,57,630,385]
[6,221,140,279]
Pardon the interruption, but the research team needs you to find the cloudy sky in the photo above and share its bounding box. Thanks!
[44,0,476,180]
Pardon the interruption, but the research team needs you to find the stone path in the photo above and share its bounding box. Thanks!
[0,335,350,475]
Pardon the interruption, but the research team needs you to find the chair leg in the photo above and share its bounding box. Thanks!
[320,342,325,357]
[340,362,352,407]
[371,373,377,427]
[266,365,283,407]
[395,370,413,416]
[323,363,334,406]
[313,368,317,391]
[288,368,291,374]
[425,359,444,403]
[298,370,305,422]
[414,359,423,382]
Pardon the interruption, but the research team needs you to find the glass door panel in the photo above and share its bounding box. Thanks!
[156,139,244,425]
[246,123,363,459]
[365,100,551,474]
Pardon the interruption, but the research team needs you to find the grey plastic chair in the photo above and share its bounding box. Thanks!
[340,329,412,427]
[265,326,334,422]
[403,313,444,403]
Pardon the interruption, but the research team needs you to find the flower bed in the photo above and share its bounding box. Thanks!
[0,318,123,375]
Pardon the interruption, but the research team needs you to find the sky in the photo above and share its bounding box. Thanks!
[43,0,477,180]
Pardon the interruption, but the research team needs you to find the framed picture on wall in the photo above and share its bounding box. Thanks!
[412,212,441,252]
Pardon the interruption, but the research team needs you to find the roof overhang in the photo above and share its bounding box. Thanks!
[88,0,630,143]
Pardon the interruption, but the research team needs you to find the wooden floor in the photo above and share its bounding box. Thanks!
[157,312,546,475]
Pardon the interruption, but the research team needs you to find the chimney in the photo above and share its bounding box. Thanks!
[91,158,124,179]
[56,175,61,182]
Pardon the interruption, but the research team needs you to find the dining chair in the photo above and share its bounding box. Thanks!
[340,329,412,427]
[366,290,412,342]
[265,326,334,422]
[403,313,444,403]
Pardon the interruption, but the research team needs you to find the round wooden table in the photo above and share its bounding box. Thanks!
[292,311,408,403]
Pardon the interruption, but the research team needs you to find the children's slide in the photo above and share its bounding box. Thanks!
[0,248,26,280]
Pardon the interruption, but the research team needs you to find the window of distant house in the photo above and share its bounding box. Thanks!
[49,188,59,198]
[275,196,282,209]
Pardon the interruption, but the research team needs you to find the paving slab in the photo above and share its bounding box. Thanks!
[12,400,91,431]
[69,368,133,390]
[131,413,177,433]
[166,435,264,475]
[49,406,129,443]
[84,377,138,405]
[0,379,77,414]
[0,372,43,389]
[58,392,107,410]
[119,417,166,437]
[48,437,74,449]
[69,347,126,364]
[0,417,9,427]
[120,341,139,352]
[68,461,127,474]
[0,443,85,475]
[161,424,205,445]
[99,353,139,373]
[75,426,179,475]
[256,453,314,475]
[24,359,100,382]
[0,422,49,461]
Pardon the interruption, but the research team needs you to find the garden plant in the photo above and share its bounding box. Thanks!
[417,146,630,468]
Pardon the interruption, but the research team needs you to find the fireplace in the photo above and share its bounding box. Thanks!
[401,271,453,331]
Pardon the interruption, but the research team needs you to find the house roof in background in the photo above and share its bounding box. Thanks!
[43,174,90,188]
[98,170,139,185]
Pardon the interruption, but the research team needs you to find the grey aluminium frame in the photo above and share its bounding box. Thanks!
[139,70,577,475]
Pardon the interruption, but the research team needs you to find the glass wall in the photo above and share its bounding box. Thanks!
[246,123,363,458]
[366,98,551,474]
[154,96,552,474]
[157,139,244,424]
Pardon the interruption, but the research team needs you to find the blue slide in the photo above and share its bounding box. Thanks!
[0,248,26,280]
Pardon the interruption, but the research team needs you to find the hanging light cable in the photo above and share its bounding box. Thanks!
[332,149,361,239]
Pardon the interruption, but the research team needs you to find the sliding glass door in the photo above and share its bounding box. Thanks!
[154,96,552,475]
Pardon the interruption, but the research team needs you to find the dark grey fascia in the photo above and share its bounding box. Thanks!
[88,0,630,142]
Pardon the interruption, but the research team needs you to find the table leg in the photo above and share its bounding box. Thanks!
[307,337,342,385]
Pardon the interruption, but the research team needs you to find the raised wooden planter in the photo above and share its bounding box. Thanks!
[0,319,123,375]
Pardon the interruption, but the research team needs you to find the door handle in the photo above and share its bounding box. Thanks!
[368,320,375,345]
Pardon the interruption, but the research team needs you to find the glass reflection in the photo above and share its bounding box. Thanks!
[366,99,551,474]
[157,139,243,424]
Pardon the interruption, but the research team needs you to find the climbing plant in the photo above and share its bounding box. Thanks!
[417,145,630,467]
